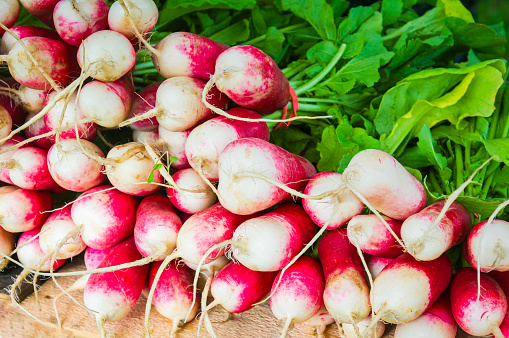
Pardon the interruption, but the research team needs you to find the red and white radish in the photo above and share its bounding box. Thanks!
[347,214,404,258]
[127,80,160,131]
[394,293,457,338]
[0,188,53,232]
[0,0,21,35]
[0,79,29,126]
[301,306,334,338]
[53,0,110,47]
[158,126,190,169]
[151,32,228,80]
[108,0,158,41]
[0,25,60,55]
[451,267,507,337]
[0,135,28,184]
[134,194,182,260]
[0,225,16,270]
[318,228,370,325]
[167,168,217,214]
[24,113,53,149]
[464,219,509,272]
[105,142,163,196]
[185,108,270,181]
[370,253,452,324]
[8,146,58,190]
[0,104,13,142]
[367,255,395,280]
[401,200,471,261]
[217,138,317,215]
[71,185,138,249]
[133,129,158,144]
[18,0,60,27]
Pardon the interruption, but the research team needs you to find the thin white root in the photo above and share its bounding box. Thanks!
[280,317,293,338]
[347,313,362,338]
[53,277,87,329]
[492,324,504,338]
[361,313,383,338]
[118,106,163,128]
[94,313,107,338]
[198,299,219,338]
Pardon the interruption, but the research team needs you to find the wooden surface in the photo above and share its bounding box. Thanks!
[0,257,473,338]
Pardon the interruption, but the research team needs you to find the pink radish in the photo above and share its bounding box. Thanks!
[167,168,217,214]
[133,129,158,144]
[185,107,270,181]
[4,85,49,116]
[84,236,148,332]
[451,267,507,337]
[17,227,66,272]
[127,81,160,131]
[18,0,60,27]
[134,194,182,260]
[1,36,79,90]
[370,253,452,324]
[158,126,191,169]
[394,293,457,338]
[301,306,334,338]
[108,0,158,41]
[24,113,53,149]
[0,104,13,142]
[303,172,364,230]
[53,0,109,47]
[270,256,325,337]
[205,45,290,115]
[78,75,134,128]
[105,142,163,196]
[318,228,370,325]
[8,146,58,190]
[71,185,138,249]
[347,214,404,258]
[464,219,509,272]
[0,187,53,232]
[0,135,28,184]
[0,225,16,270]
[39,205,87,259]
[401,200,471,261]
[43,91,98,143]
[0,0,21,35]
[491,271,509,336]
[0,79,30,126]
[367,255,396,279]
[217,138,317,215]
[0,25,60,54]
[147,260,199,336]
[150,32,228,80]
[342,149,427,221]
[84,246,115,270]
[47,138,106,192]
[119,76,229,132]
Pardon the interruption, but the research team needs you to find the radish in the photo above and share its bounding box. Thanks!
[450,267,507,337]
[158,126,191,169]
[0,135,28,184]
[491,271,509,336]
[204,45,290,115]
[303,172,364,230]
[105,142,163,196]
[39,205,87,259]
[18,0,60,27]
[185,108,270,181]
[84,246,115,270]
[147,260,198,336]
[108,0,157,41]
[53,0,109,47]
[127,80,160,131]
[269,256,325,337]
[464,219,509,272]
[394,293,457,338]
[43,91,98,143]
[150,32,228,80]
[47,138,106,192]
[133,129,158,144]
[71,185,138,249]
[301,306,334,338]
[119,76,229,132]
[401,200,471,261]
[217,138,317,215]
[343,149,427,221]
[24,113,53,149]
[367,255,396,279]
[8,146,58,190]
[0,85,49,116]
[134,194,182,260]
[0,78,30,127]
[84,236,149,334]
[342,315,385,338]
[370,253,452,324]
[0,25,60,54]
[0,188,53,232]
[0,225,16,270]
[318,228,370,325]
[0,104,13,142]
[347,214,404,258]
[78,75,134,128]
[0,36,79,90]
[0,0,21,35]
[167,168,217,214]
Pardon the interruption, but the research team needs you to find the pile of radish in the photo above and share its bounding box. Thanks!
[1,1,509,337]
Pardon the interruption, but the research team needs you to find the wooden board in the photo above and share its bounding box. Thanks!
[0,257,474,337]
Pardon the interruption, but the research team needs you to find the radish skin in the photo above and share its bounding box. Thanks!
[401,200,471,261]
[464,219,509,272]
[9,147,58,190]
[0,0,21,35]
[167,168,217,214]
[217,138,317,215]
[18,0,60,27]
[0,104,13,143]
[0,135,28,184]
[127,81,160,131]
[301,306,334,338]
[17,227,66,272]
[367,256,395,280]
[0,188,53,233]
[0,225,16,270]
[133,129,158,144]
[342,316,385,338]
[371,253,452,324]
[0,25,60,55]
[158,127,191,169]
[343,149,427,220]
[108,0,158,41]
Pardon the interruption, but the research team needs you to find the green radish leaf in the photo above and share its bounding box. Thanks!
[153,163,164,170]
[417,124,448,169]
[282,0,337,41]
[147,170,156,184]
[482,139,509,165]
[209,19,250,45]
[381,0,403,26]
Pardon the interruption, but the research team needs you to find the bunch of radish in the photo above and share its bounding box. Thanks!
[1,1,509,338]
